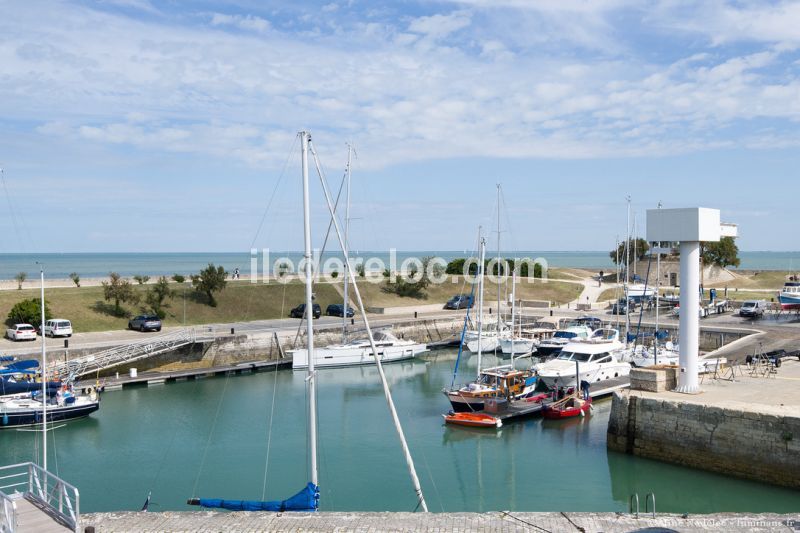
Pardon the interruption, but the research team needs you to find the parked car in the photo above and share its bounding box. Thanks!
[128,314,163,332]
[290,303,321,319]
[5,323,37,341]
[739,300,766,319]
[444,294,474,310]
[610,298,637,315]
[326,304,354,317]
[42,319,72,338]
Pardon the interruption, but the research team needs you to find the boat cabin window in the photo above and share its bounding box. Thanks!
[553,331,577,339]
[572,352,593,362]
[592,353,612,364]
[557,351,575,360]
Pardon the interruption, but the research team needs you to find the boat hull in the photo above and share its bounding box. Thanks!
[538,363,631,389]
[779,292,800,310]
[0,399,100,429]
[542,398,591,419]
[445,383,539,412]
[443,412,502,428]
[499,338,537,355]
[291,343,427,369]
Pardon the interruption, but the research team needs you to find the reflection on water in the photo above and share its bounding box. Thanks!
[1,351,797,513]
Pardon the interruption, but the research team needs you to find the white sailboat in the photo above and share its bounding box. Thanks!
[499,264,538,355]
[289,144,427,370]
[190,131,428,512]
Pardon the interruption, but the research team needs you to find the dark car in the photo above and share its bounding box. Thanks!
[290,303,322,319]
[128,314,162,332]
[610,298,637,315]
[444,294,474,310]
[326,304,354,317]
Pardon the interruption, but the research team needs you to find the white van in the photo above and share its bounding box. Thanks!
[43,319,73,337]
[739,300,766,318]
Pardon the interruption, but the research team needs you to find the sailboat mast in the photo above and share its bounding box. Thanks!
[307,138,428,512]
[39,264,47,471]
[342,143,352,341]
[625,197,631,341]
[496,184,501,332]
[477,235,486,381]
[510,262,516,366]
[300,131,318,488]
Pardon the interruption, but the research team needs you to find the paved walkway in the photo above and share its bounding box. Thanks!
[82,511,799,532]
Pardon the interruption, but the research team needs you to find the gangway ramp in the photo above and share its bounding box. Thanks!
[49,328,202,382]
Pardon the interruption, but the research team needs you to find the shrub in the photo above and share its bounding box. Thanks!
[69,272,81,287]
[102,273,138,316]
[171,274,186,284]
[14,272,27,290]
[191,264,228,307]
[133,275,150,285]
[7,298,51,328]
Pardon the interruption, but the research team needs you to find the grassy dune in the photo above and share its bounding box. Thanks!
[1,274,582,333]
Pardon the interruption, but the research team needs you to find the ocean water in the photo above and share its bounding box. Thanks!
[1,353,798,514]
[0,251,798,280]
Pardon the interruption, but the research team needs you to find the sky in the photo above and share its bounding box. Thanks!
[1,0,799,253]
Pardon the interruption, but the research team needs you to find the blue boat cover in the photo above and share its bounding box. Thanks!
[196,483,319,512]
[0,360,39,374]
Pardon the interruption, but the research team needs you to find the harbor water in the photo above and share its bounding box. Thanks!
[1,351,798,514]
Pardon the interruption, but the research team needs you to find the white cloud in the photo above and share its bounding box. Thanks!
[210,13,271,33]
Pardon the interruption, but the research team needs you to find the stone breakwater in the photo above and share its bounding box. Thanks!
[607,360,800,489]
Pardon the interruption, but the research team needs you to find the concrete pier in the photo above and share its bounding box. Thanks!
[81,511,799,532]
[608,358,800,489]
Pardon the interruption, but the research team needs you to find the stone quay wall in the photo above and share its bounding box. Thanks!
[607,390,800,489]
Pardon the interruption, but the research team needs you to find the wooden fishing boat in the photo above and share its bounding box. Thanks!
[541,397,591,420]
[443,411,502,428]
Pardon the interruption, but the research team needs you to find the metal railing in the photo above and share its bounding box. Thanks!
[0,490,16,533]
[49,328,198,382]
[0,462,80,532]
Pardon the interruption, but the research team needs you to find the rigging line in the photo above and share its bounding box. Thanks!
[191,372,232,498]
[147,410,181,497]
[498,511,554,533]
[248,136,299,250]
[260,359,280,500]
[417,439,444,512]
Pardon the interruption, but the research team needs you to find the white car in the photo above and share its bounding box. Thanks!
[42,319,73,338]
[5,324,37,341]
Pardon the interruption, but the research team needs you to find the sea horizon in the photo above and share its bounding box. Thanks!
[0,250,798,280]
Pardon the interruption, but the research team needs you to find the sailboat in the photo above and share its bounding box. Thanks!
[498,264,539,356]
[465,185,510,353]
[189,131,428,512]
[445,236,537,413]
[1,267,100,429]
[289,144,427,370]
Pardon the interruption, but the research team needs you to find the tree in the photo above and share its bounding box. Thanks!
[69,272,81,287]
[702,237,740,269]
[146,276,175,318]
[609,238,650,265]
[102,272,138,316]
[14,272,26,290]
[133,275,150,285]
[191,263,228,307]
[356,263,366,278]
[7,298,51,328]
[171,274,186,284]
[382,257,435,299]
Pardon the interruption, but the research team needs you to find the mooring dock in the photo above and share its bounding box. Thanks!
[74,358,290,392]
[493,375,630,422]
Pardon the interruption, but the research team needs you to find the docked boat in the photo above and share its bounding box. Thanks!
[465,320,508,353]
[0,388,100,428]
[443,411,502,428]
[542,396,591,419]
[445,365,538,412]
[779,281,800,310]
[536,325,594,357]
[534,328,630,389]
[290,330,426,369]
[626,284,656,303]
[499,335,538,355]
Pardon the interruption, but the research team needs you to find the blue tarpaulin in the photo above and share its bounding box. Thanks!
[192,483,319,512]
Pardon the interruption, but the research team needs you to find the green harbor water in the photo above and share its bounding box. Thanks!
[1,351,798,514]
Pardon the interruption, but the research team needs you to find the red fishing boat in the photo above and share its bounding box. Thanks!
[541,397,591,420]
[443,412,502,428]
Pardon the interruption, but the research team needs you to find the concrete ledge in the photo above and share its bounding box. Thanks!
[82,511,799,532]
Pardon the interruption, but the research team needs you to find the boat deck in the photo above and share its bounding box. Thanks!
[494,376,630,422]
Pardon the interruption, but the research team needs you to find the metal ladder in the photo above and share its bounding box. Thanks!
[629,492,656,518]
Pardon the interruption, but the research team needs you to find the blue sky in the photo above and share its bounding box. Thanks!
[1,0,799,253]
